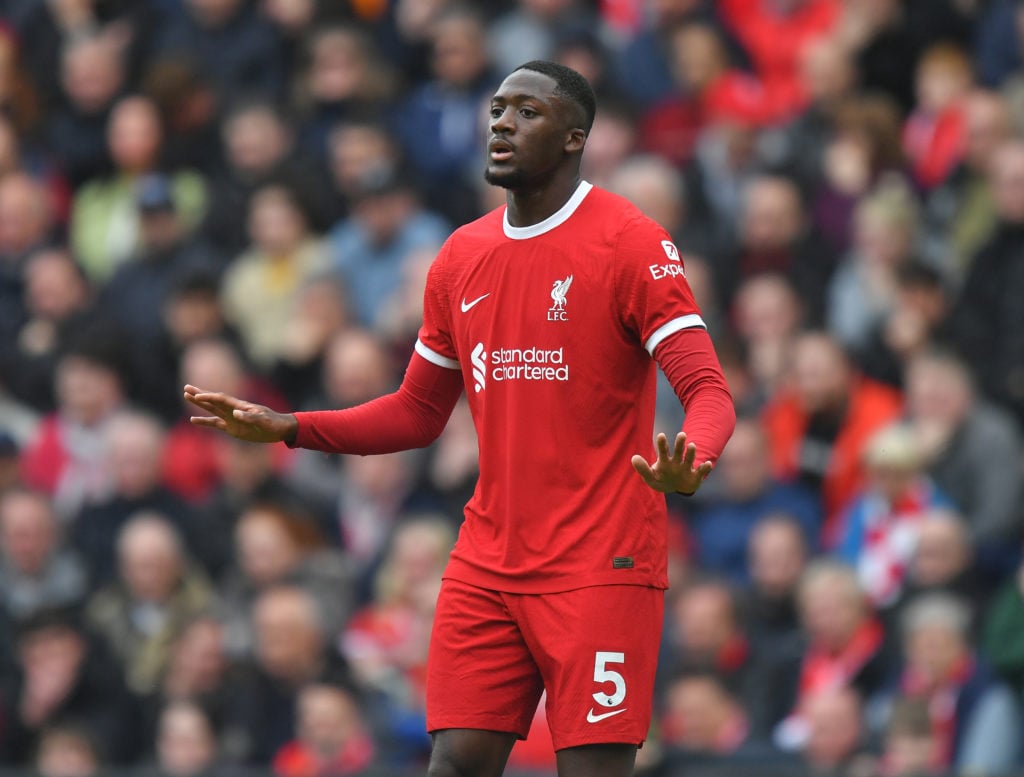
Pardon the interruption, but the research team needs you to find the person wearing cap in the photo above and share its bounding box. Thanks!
[327,163,449,330]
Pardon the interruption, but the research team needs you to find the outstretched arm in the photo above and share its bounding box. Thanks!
[186,351,465,455]
[632,327,736,495]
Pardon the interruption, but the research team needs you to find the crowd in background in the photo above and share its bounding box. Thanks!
[2,0,1024,775]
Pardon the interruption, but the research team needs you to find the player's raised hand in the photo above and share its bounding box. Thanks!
[631,431,712,496]
[184,384,298,444]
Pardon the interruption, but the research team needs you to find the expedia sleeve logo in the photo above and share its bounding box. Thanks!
[649,240,686,280]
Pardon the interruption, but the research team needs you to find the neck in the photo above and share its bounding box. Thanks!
[505,169,582,228]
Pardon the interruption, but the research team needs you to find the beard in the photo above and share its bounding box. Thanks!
[484,165,528,190]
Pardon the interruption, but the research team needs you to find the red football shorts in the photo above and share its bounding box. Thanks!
[425,578,664,750]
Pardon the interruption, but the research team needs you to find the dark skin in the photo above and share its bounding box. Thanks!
[185,68,711,777]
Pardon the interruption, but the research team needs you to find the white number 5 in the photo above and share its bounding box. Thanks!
[592,651,626,707]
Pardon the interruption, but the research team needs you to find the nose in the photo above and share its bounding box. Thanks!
[490,105,514,135]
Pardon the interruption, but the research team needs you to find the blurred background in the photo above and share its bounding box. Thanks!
[1,0,1024,775]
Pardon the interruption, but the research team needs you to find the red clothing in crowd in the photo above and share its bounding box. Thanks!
[761,376,903,541]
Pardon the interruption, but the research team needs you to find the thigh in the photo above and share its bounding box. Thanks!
[556,743,638,777]
[426,578,545,739]
[427,728,518,777]
[510,585,664,751]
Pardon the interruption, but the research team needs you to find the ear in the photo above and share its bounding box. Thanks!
[564,128,587,154]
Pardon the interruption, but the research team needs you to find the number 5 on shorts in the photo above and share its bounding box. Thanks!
[592,651,626,707]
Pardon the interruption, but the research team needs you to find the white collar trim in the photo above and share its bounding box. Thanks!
[502,180,593,240]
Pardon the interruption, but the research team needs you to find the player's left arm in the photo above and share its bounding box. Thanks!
[631,327,736,495]
[613,215,736,495]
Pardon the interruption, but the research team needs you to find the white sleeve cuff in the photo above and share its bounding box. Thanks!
[644,314,706,355]
[415,339,460,369]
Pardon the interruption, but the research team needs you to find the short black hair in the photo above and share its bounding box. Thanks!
[513,60,596,133]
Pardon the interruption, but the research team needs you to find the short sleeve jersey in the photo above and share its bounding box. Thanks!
[417,182,705,593]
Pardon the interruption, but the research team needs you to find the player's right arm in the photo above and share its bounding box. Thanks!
[185,349,464,454]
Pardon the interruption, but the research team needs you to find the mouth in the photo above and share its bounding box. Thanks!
[488,139,514,163]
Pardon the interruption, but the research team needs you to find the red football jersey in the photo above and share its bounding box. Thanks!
[416,182,706,593]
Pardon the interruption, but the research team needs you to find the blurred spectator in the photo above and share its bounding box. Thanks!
[607,153,722,264]
[0,488,86,621]
[731,273,804,401]
[903,348,1024,549]
[688,418,820,584]
[774,560,888,753]
[797,687,872,777]
[201,97,327,257]
[392,6,496,224]
[761,331,904,541]
[856,261,952,389]
[99,174,218,352]
[954,138,1024,427]
[889,509,980,633]
[142,58,223,174]
[3,248,96,414]
[221,500,353,657]
[810,94,907,255]
[71,411,201,586]
[488,0,591,77]
[718,0,841,117]
[0,607,137,764]
[826,177,921,351]
[0,27,42,138]
[422,397,479,523]
[834,423,952,608]
[923,89,1012,279]
[152,700,219,777]
[294,26,396,163]
[19,333,128,519]
[326,166,449,330]
[659,671,783,772]
[323,118,404,223]
[33,724,101,777]
[613,0,724,109]
[759,36,857,191]
[641,22,791,169]
[0,172,56,335]
[153,0,286,102]
[272,681,375,777]
[224,585,351,765]
[721,173,838,323]
[660,579,779,736]
[983,547,1024,698]
[222,183,329,369]
[70,95,207,283]
[85,514,216,695]
[974,0,1024,88]
[902,44,972,191]
[578,98,639,189]
[141,617,238,764]
[44,33,126,188]
[887,592,1021,775]
[341,517,453,759]
[745,515,810,655]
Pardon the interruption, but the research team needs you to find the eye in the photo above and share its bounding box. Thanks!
[520,107,537,118]
[490,106,503,118]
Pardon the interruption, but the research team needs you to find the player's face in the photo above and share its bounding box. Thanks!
[485,70,584,190]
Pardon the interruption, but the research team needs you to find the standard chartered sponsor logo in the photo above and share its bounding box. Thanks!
[471,342,487,393]
[471,343,569,390]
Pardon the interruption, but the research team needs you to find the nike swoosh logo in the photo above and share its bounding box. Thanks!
[587,708,627,723]
[461,293,490,312]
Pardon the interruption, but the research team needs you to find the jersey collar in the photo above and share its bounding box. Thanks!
[502,180,593,240]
